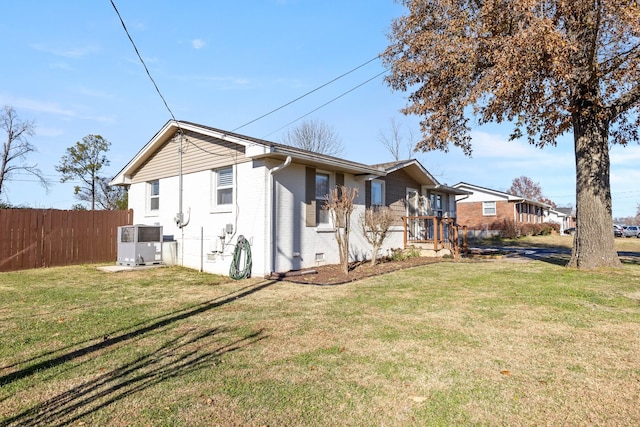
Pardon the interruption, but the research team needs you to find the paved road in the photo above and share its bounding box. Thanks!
[472,246,640,265]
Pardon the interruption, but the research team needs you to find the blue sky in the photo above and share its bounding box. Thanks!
[1,0,638,217]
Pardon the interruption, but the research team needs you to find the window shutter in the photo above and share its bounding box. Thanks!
[364,180,371,208]
[335,173,344,199]
[305,167,316,227]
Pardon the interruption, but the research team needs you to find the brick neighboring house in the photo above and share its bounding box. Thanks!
[453,182,552,236]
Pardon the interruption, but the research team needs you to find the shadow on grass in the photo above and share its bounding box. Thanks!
[469,242,640,268]
[0,280,274,426]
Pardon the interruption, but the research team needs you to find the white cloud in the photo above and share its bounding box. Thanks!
[35,127,65,137]
[0,96,76,117]
[74,87,114,99]
[192,39,205,49]
[49,62,74,71]
[610,144,640,166]
[30,43,99,58]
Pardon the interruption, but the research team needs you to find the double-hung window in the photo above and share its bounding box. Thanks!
[148,180,160,212]
[482,201,496,216]
[316,172,330,225]
[214,167,234,208]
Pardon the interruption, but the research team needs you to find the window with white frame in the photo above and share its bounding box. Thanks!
[371,180,385,207]
[482,201,496,216]
[316,172,330,225]
[148,179,159,212]
[214,167,234,207]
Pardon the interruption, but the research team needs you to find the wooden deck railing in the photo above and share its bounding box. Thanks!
[402,216,468,258]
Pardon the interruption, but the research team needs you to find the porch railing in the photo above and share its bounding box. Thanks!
[402,216,467,257]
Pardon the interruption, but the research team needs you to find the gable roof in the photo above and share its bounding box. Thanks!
[453,181,552,208]
[555,207,575,217]
[547,208,568,218]
[110,120,466,194]
[373,160,470,195]
[110,120,384,185]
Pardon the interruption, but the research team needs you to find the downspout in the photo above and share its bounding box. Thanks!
[267,156,292,275]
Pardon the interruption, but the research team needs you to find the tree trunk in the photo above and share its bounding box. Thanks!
[567,112,621,269]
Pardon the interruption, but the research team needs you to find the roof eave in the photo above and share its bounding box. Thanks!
[247,145,385,176]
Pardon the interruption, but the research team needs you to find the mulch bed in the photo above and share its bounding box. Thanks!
[269,256,450,286]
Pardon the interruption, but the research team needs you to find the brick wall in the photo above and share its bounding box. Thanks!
[456,200,514,229]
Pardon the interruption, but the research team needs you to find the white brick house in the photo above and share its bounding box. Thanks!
[111,120,461,277]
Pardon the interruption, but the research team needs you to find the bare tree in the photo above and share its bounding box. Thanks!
[378,118,415,161]
[323,185,358,274]
[360,206,394,266]
[508,176,556,208]
[0,106,48,199]
[96,177,128,210]
[382,0,640,269]
[281,119,344,157]
[56,135,111,210]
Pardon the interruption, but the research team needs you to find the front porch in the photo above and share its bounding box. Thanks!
[403,216,468,258]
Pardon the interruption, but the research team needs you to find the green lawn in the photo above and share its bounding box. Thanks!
[2,255,640,426]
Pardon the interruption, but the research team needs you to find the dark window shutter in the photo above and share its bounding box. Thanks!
[364,180,372,208]
[335,173,344,199]
[305,167,316,227]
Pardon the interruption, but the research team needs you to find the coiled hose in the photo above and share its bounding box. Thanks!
[229,235,252,280]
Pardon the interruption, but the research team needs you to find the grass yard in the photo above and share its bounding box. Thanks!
[2,248,640,425]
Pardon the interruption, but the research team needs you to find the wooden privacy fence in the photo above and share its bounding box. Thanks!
[0,209,133,272]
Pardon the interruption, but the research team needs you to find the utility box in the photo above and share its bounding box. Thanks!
[117,225,163,266]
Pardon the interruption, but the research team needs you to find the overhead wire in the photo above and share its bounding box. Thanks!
[262,69,389,138]
[231,56,380,133]
[110,1,389,145]
[109,0,179,126]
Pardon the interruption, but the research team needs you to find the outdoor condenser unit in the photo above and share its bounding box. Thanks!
[117,225,163,266]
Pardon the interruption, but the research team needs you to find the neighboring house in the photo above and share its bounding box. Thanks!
[545,208,569,233]
[453,182,552,236]
[554,207,576,230]
[110,120,464,276]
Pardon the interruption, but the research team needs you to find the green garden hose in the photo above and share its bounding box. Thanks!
[229,235,252,280]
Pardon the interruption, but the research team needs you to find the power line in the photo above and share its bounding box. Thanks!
[109,0,178,124]
[231,56,380,133]
[262,69,389,138]
[109,0,385,147]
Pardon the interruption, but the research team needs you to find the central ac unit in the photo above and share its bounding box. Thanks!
[117,225,163,266]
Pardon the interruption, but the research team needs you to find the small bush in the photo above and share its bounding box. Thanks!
[518,222,560,236]
[389,247,421,261]
[540,222,560,235]
[520,223,544,236]
[496,219,519,239]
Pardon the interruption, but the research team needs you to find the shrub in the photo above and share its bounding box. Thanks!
[389,247,421,261]
[496,219,519,239]
[520,223,543,236]
[540,222,560,235]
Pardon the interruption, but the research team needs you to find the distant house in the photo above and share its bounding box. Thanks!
[110,120,465,277]
[453,182,552,236]
[554,207,576,230]
[545,208,572,234]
